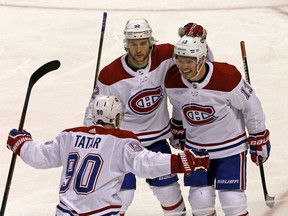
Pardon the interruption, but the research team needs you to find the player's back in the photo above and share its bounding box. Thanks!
[56,125,139,216]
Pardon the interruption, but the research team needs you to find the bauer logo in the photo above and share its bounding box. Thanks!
[217,179,239,184]
[182,103,217,126]
[128,86,163,115]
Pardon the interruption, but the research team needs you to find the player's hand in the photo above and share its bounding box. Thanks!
[185,149,210,171]
[169,118,185,150]
[7,129,32,155]
[178,22,207,40]
[248,129,271,165]
[171,149,210,173]
[180,149,210,173]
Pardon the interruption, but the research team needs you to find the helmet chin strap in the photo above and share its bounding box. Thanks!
[189,59,205,81]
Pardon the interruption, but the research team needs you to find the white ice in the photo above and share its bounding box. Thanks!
[0,0,288,215]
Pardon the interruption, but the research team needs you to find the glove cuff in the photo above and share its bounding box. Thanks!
[13,136,32,155]
[170,118,183,127]
[170,154,183,173]
[170,152,192,173]
[248,129,270,146]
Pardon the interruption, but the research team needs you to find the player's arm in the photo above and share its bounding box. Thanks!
[231,78,266,131]
[230,77,271,165]
[7,129,62,169]
[122,140,209,178]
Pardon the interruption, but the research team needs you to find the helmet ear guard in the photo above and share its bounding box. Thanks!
[92,95,123,128]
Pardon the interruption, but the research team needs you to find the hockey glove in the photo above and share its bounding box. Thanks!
[169,118,186,150]
[7,129,32,155]
[248,129,271,165]
[171,149,210,173]
[178,22,207,40]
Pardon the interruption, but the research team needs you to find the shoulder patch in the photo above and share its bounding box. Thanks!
[128,141,144,152]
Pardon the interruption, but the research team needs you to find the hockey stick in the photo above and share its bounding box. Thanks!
[93,12,107,89]
[0,60,61,216]
[240,41,275,208]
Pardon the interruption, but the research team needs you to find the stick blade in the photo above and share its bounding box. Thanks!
[265,194,275,208]
[30,60,61,86]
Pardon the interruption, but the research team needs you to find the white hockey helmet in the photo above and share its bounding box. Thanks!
[123,18,156,48]
[124,18,152,39]
[92,95,122,128]
[174,35,208,64]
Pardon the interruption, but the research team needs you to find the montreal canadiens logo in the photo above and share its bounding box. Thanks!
[129,86,163,115]
[182,103,217,126]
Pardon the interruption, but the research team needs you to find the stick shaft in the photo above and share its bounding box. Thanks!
[240,41,251,84]
[93,12,107,89]
[240,41,270,200]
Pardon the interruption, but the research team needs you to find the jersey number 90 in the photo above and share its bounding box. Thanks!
[60,152,103,195]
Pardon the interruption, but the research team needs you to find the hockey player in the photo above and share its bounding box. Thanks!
[165,35,271,216]
[170,22,214,151]
[83,19,213,216]
[6,95,210,216]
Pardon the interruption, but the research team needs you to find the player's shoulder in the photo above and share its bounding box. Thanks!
[62,126,89,133]
[212,61,242,82]
[165,65,187,88]
[63,126,139,141]
[152,43,174,58]
[150,43,174,71]
[98,56,133,85]
[108,128,139,140]
[153,43,174,52]
[97,127,139,141]
[205,62,242,92]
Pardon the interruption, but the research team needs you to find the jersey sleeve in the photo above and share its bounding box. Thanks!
[229,78,266,134]
[83,81,114,126]
[19,134,63,169]
[121,140,172,178]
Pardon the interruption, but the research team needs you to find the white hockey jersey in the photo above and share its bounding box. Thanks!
[165,62,266,159]
[19,125,173,216]
[84,44,175,146]
[83,44,215,147]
